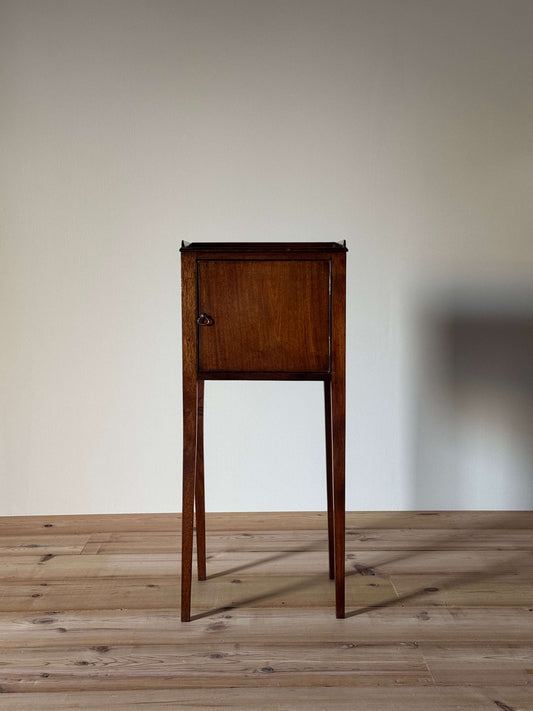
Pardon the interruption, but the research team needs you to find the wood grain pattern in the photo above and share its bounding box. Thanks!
[0,642,433,692]
[2,510,531,536]
[0,511,532,709]
[0,687,532,711]
[2,606,532,649]
[197,259,331,373]
[10,527,526,555]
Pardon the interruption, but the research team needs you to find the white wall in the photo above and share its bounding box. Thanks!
[1,0,532,515]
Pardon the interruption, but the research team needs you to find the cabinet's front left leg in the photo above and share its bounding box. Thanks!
[195,380,206,581]
[181,378,198,622]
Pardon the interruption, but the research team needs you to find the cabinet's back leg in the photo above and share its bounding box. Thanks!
[195,380,207,581]
[324,380,335,580]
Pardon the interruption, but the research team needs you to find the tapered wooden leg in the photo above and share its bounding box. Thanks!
[181,378,198,622]
[331,372,346,619]
[195,380,206,581]
[324,380,334,580]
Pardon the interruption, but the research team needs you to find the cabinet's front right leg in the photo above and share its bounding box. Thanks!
[181,378,198,622]
[330,250,347,619]
[332,371,346,619]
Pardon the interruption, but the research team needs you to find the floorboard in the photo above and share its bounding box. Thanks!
[0,512,531,709]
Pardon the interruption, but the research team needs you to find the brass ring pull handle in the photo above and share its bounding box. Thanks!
[196,313,214,326]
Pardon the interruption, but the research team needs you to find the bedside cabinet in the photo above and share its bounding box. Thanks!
[180,241,347,619]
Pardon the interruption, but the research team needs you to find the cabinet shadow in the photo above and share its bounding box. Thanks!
[411,293,533,509]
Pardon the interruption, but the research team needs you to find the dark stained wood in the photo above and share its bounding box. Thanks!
[181,241,347,253]
[324,380,334,580]
[180,252,198,622]
[195,380,206,581]
[199,371,330,380]
[180,242,348,620]
[331,250,346,618]
[197,259,331,373]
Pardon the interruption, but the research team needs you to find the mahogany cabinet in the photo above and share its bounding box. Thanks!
[180,241,347,619]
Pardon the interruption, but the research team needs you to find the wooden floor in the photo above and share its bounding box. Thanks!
[0,511,532,710]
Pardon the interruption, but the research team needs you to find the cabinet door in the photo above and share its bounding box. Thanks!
[197,259,331,372]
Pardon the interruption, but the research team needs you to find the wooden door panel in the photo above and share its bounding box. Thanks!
[197,260,331,372]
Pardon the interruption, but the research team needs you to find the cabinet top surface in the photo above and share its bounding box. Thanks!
[180,241,347,253]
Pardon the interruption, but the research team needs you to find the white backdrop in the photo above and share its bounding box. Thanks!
[2,0,532,514]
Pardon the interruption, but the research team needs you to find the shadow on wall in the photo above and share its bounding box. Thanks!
[412,292,533,509]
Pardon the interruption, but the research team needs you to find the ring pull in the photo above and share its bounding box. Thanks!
[196,313,214,326]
